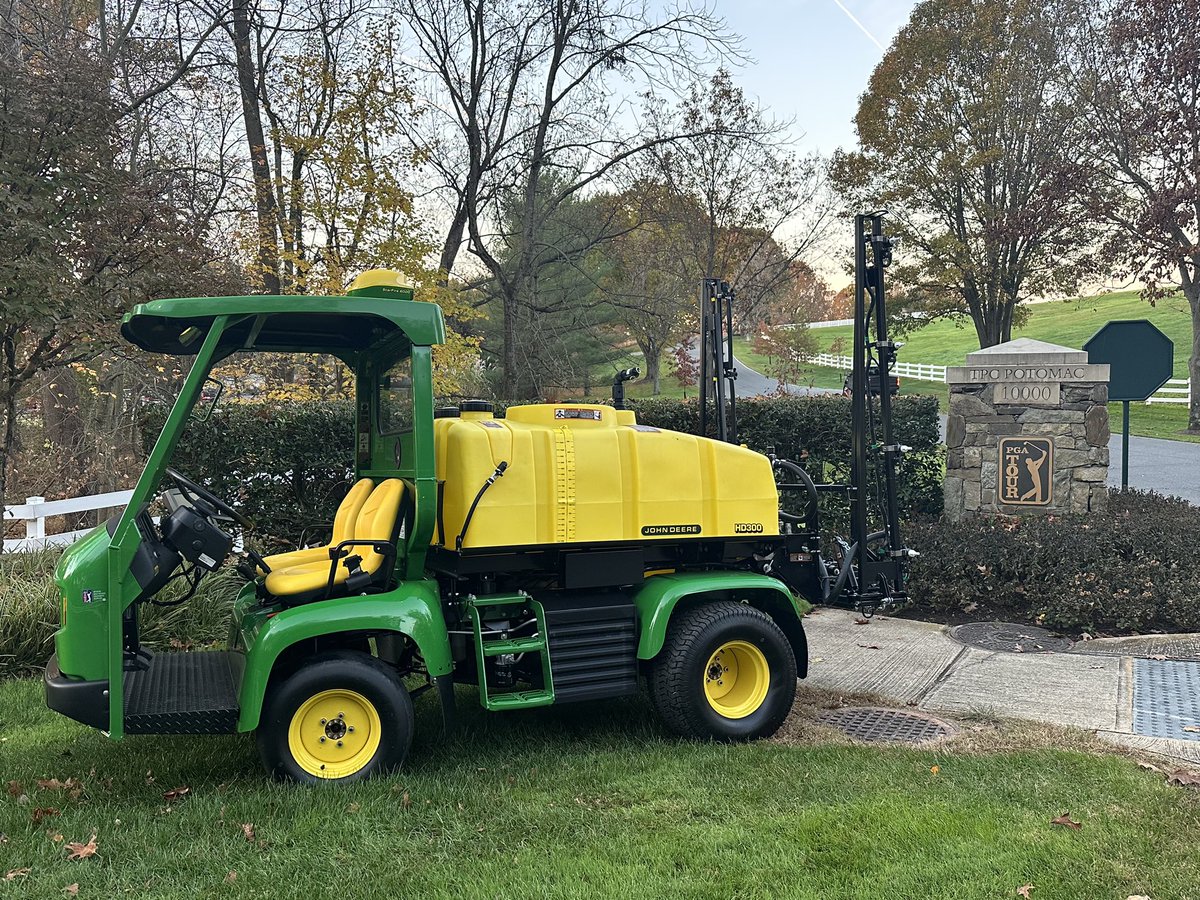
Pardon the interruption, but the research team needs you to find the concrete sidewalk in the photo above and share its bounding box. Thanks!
[803,607,1200,764]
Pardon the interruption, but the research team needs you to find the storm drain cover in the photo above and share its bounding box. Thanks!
[1132,659,1200,742]
[950,622,1072,654]
[818,707,958,745]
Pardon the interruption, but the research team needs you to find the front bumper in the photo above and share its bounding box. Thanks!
[44,653,110,731]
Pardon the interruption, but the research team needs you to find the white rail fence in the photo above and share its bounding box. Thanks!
[803,352,1191,403]
[3,490,133,553]
[804,353,948,384]
[1147,378,1191,405]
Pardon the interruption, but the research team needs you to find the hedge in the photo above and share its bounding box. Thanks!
[906,489,1200,636]
[145,394,943,546]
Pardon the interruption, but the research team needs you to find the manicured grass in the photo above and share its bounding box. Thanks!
[736,290,1200,442]
[2,678,1199,899]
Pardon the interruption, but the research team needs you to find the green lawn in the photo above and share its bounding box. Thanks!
[735,290,1199,442]
[2,678,1199,899]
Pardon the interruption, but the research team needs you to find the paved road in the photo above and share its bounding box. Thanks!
[1109,431,1200,504]
[721,353,839,397]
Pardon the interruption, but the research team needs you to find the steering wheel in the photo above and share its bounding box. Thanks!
[165,467,255,531]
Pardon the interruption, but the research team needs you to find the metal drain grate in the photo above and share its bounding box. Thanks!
[818,706,958,744]
[950,622,1072,654]
[1132,659,1200,742]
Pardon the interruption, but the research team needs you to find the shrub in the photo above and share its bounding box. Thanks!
[0,549,241,677]
[143,401,355,549]
[906,489,1200,636]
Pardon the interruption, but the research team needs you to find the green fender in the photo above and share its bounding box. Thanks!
[632,571,808,677]
[233,581,450,732]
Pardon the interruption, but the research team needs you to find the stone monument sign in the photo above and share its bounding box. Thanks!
[943,338,1110,520]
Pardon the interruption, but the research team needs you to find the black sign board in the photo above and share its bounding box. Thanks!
[998,437,1054,506]
[1083,319,1175,489]
[1083,319,1173,402]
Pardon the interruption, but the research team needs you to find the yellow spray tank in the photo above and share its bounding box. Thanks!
[434,402,779,550]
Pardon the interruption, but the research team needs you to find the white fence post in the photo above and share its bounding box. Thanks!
[24,496,46,542]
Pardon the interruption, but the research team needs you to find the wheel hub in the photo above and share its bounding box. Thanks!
[702,640,770,720]
[287,689,382,779]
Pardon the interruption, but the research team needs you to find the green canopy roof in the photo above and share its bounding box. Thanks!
[121,293,446,357]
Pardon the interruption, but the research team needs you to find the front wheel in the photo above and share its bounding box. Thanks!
[649,601,797,741]
[257,650,414,783]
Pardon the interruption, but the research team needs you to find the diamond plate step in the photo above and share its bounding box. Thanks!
[1132,659,1200,742]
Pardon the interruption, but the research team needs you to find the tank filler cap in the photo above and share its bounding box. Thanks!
[434,406,461,419]
[459,399,494,413]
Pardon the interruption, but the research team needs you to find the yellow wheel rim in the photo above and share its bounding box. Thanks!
[703,640,770,719]
[287,689,382,779]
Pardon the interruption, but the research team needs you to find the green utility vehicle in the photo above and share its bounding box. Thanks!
[45,214,910,782]
[42,272,820,782]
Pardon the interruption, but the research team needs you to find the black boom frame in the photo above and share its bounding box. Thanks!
[701,212,913,616]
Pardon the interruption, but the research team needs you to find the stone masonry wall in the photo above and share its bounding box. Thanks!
[944,381,1110,520]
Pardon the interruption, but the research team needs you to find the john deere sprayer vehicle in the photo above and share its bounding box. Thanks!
[44,213,911,782]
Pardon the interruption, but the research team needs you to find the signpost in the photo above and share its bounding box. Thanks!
[1083,320,1174,489]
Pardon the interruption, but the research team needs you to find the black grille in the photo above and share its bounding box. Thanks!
[543,595,639,703]
[819,706,957,744]
[124,650,241,734]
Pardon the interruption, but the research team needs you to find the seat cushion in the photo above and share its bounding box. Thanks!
[264,479,406,599]
[261,478,375,572]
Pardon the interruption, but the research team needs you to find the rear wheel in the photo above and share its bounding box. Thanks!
[257,651,413,783]
[649,601,796,741]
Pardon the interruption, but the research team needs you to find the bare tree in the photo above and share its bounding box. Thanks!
[400,0,738,399]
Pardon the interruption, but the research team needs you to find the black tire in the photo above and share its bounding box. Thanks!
[257,650,414,783]
[649,601,797,741]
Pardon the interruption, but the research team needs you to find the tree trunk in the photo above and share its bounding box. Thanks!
[640,340,662,396]
[438,203,469,282]
[1186,278,1200,433]
[232,0,279,294]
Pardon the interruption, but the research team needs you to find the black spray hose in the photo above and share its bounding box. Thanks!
[772,457,819,532]
[824,541,858,604]
[456,461,509,551]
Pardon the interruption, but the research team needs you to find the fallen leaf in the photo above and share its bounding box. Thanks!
[65,835,98,860]
[36,778,66,790]
[401,791,412,809]
[50,833,64,842]
[1079,632,1092,641]
[346,802,361,813]
[0,833,7,843]
[1138,761,1163,773]
[854,617,870,625]
[1183,725,1200,733]
[162,786,190,802]
[4,868,31,881]
[225,871,237,884]
[63,884,79,896]
[1125,895,1152,900]
[144,770,155,785]
[857,643,882,650]
[241,823,255,842]
[1016,885,1034,899]
[962,602,979,614]
[1167,768,1200,787]
[32,807,60,826]
[5,780,22,798]
[930,765,940,776]
[1050,813,1081,831]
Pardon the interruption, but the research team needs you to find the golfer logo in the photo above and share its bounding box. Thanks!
[998,437,1053,506]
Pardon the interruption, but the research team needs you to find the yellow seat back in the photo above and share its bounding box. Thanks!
[353,479,405,576]
[332,478,375,544]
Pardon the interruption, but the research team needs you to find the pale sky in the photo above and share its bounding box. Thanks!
[717,0,920,154]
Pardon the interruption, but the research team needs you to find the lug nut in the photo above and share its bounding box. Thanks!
[319,736,326,743]
[348,726,355,733]
[337,740,343,747]
[320,718,327,724]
